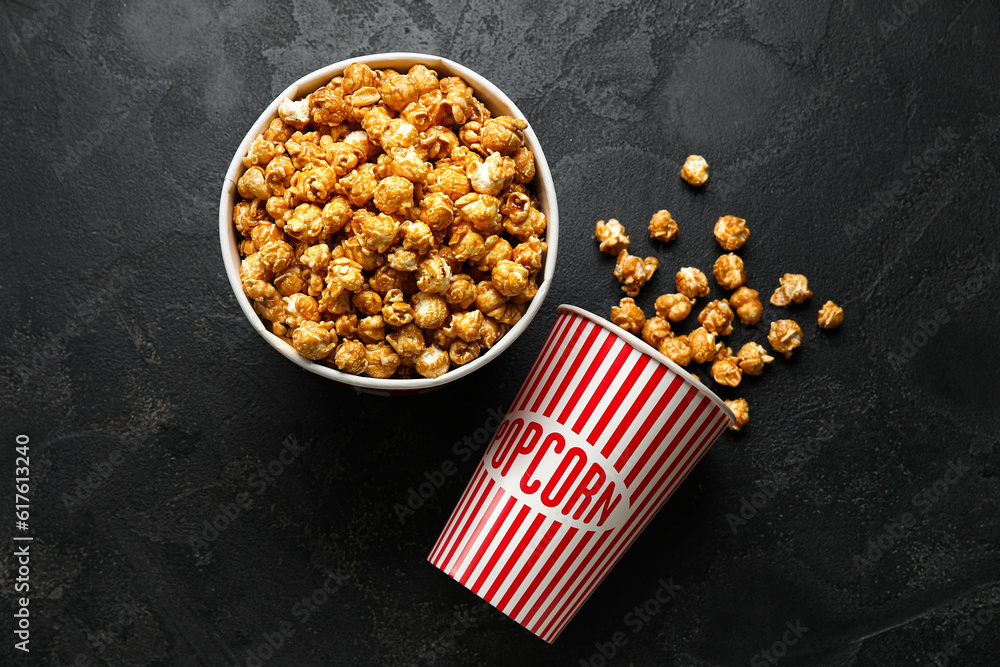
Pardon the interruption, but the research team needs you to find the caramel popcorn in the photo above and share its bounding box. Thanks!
[648,210,678,243]
[713,215,749,251]
[654,293,694,322]
[446,274,477,309]
[260,240,295,273]
[232,62,546,379]
[470,151,515,196]
[364,341,401,378]
[415,345,450,378]
[512,236,545,273]
[449,339,481,365]
[357,314,385,343]
[492,259,529,297]
[675,267,710,299]
[725,398,749,431]
[659,334,692,367]
[680,155,709,186]
[768,319,803,359]
[615,250,659,297]
[697,299,735,336]
[382,289,415,327]
[641,316,672,349]
[238,166,271,200]
[417,255,452,294]
[386,322,425,358]
[770,273,812,306]
[411,292,449,329]
[688,326,721,364]
[611,298,645,335]
[737,342,774,375]
[373,175,414,215]
[334,339,368,375]
[452,310,485,342]
[817,301,844,329]
[481,116,526,154]
[594,219,630,255]
[292,321,337,360]
[729,287,763,325]
[712,253,747,291]
[710,347,742,387]
[479,318,508,348]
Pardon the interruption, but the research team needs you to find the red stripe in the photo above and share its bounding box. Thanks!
[628,397,711,501]
[557,330,618,426]
[470,503,531,594]
[541,410,727,638]
[528,528,616,633]
[552,414,729,634]
[438,477,496,570]
[571,343,634,435]
[529,317,588,413]
[586,355,651,447]
[525,316,585,414]
[622,389,698,487]
[516,314,574,412]
[536,400,717,637]
[517,527,591,630]
[450,485,506,576]
[542,324,602,418]
[503,519,565,618]
[599,364,667,458]
[613,375,684,472]
[458,494,518,587]
[483,511,546,602]
[429,466,487,563]
[428,467,482,563]
[509,314,568,412]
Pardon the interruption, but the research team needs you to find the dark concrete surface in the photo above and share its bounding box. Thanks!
[2,1,999,665]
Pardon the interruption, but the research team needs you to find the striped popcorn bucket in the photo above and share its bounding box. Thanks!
[428,305,735,642]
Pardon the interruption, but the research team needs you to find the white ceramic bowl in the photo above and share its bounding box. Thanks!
[219,53,558,394]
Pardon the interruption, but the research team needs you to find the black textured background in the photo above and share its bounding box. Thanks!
[2,1,999,666]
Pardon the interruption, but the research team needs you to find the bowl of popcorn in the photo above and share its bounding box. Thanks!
[219,53,558,393]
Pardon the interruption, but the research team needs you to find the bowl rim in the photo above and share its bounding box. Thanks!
[219,52,559,391]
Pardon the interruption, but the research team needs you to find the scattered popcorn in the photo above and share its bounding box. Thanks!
[659,334,692,366]
[680,155,709,186]
[648,210,678,243]
[768,319,803,358]
[232,63,546,378]
[711,347,742,387]
[713,215,749,251]
[688,326,721,364]
[770,273,812,306]
[615,250,659,297]
[725,398,749,431]
[729,287,763,325]
[712,253,747,290]
[594,219,630,255]
[675,267,710,299]
[818,300,844,329]
[655,293,695,322]
[737,342,773,375]
[611,297,646,335]
[641,316,672,349]
[697,300,735,336]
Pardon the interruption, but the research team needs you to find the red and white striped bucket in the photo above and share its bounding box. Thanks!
[428,305,735,642]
